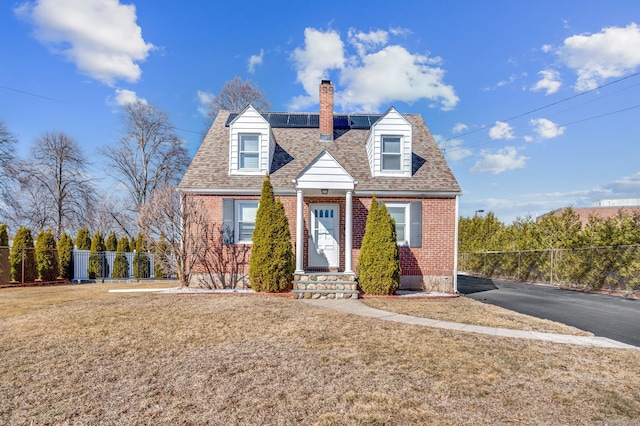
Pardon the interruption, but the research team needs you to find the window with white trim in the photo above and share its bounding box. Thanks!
[381,136,402,171]
[239,134,260,170]
[235,201,259,243]
[386,204,409,245]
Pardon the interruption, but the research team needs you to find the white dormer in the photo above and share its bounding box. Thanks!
[366,107,412,177]
[229,105,275,175]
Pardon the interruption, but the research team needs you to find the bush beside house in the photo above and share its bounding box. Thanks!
[249,176,294,292]
[358,195,401,295]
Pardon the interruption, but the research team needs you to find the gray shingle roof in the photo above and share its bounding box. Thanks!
[179,110,461,196]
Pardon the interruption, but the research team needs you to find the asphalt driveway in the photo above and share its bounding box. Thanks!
[458,274,640,347]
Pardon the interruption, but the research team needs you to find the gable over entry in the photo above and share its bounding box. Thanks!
[293,150,356,274]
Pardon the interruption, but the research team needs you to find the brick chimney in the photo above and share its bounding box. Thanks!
[319,80,334,142]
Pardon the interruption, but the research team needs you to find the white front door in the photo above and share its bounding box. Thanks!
[308,204,339,268]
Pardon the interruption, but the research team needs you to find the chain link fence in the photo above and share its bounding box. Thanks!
[459,245,640,292]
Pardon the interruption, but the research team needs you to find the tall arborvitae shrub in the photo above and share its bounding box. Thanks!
[133,234,150,279]
[249,176,294,292]
[153,233,171,279]
[0,224,10,284]
[57,232,74,280]
[357,195,401,295]
[88,231,108,279]
[36,229,59,281]
[105,231,118,252]
[10,226,37,283]
[112,236,130,279]
[75,227,91,250]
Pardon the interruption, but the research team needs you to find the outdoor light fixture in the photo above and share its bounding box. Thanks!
[321,189,328,195]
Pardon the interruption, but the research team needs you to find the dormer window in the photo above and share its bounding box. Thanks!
[382,136,402,171]
[239,134,260,170]
[365,107,412,178]
[228,105,274,176]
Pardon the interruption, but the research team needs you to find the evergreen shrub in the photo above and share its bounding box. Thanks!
[57,232,74,280]
[10,226,37,283]
[357,195,401,295]
[88,231,108,279]
[112,236,130,279]
[36,229,59,281]
[75,227,91,250]
[249,176,294,292]
[105,231,118,251]
[0,224,10,283]
[133,234,150,279]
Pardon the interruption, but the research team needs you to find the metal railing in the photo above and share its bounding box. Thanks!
[459,245,640,292]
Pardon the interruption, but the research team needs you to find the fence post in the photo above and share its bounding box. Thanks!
[21,248,25,284]
[549,249,553,285]
[483,252,486,276]
[517,251,520,281]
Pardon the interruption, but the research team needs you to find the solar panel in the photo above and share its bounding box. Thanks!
[333,115,349,129]
[227,112,382,129]
[267,113,289,127]
[349,115,372,129]
[287,114,310,127]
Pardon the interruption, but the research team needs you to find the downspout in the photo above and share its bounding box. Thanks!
[453,195,460,293]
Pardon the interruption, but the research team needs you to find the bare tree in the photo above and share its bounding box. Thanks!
[137,185,211,287]
[207,77,271,121]
[16,132,96,239]
[104,101,190,213]
[0,120,18,220]
[85,192,136,238]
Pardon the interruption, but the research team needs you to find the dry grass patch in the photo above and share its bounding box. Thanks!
[1,285,639,425]
[363,296,592,336]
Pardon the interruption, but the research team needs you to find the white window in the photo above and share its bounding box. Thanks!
[239,134,260,170]
[381,136,402,171]
[236,201,259,243]
[386,204,409,245]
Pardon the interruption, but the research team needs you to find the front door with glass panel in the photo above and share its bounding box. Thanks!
[309,204,339,268]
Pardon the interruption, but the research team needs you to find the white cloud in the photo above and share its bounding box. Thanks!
[437,136,472,161]
[556,23,640,91]
[471,147,527,174]
[289,28,346,110]
[348,28,388,56]
[289,27,458,112]
[531,69,562,95]
[248,49,264,74]
[541,44,553,53]
[112,88,146,106]
[15,0,154,86]
[497,74,517,87]
[196,90,215,117]
[452,123,468,134]
[529,118,566,139]
[489,121,515,140]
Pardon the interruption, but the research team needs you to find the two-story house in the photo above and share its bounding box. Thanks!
[179,80,462,295]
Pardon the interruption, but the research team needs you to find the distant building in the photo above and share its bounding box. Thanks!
[537,199,640,227]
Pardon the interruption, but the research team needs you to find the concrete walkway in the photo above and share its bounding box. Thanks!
[301,298,638,350]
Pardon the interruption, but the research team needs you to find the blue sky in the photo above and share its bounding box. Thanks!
[2,0,640,223]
